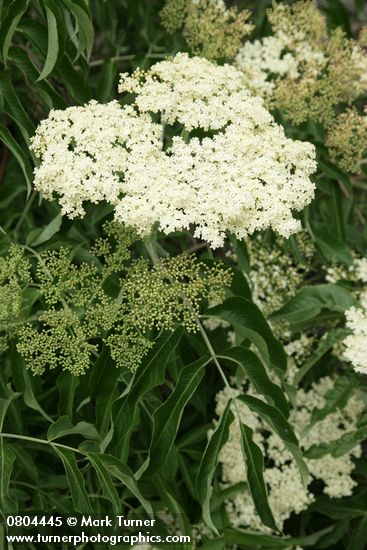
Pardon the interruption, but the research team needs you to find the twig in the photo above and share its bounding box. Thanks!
[143,237,239,406]
[0,432,86,456]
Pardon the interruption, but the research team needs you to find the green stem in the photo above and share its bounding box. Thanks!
[144,236,240,412]
[195,315,243,421]
[0,432,86,456]
[14,190,37,233]
[195,316,233,395]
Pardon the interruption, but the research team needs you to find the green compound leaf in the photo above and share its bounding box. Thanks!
[47,416,99,442]
[97,454,152,515]
[0,439,17,516]
[239,422,278,532]
[237,395,308,487]
[147,355,210,476]
[85,452,121,514]
[219,347,289,417]
[196,400,234,535]
[270,284,358,326]
[305,424,367,459]
[0,0,29,66]
[52,447,93,514]
[37,1,59,81]
[62,0,94,60]
[208,297,287,374]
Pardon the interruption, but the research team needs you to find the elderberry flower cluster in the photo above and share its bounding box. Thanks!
[160,0,253,61]
[4,225,231,375]
[326,108,367,174]
[16,247,121,375]
[343,298,367,375]
[325,254,367,288]
[31,53,316,249]
[107,255,231,370]
[319,253,367,369]
[215,375,365,531]
[30,100,161,218]
[235,1,367,170]
[118,54,316,246]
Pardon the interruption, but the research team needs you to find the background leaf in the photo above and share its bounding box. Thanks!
[37,1,60,81]
[146,356,209,476]
[196,400,234,534]
[237,395,308,486]
[52,447,93,514]
[239,422,278,532]
[208,298,287,374]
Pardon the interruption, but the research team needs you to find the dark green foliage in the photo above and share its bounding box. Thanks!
[0,2,367,549]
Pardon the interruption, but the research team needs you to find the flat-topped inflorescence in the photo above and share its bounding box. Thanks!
[31,53,316,248]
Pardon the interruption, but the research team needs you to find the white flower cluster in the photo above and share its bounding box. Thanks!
[344,298,367,375]
[215,376,364,530]
[235,35,303,98]
[30,100,161,218]
[322,255,367,370]
[325,255,367,285]
[31,54,316,248]
[235,2,366,108]
[354,257,367,283]
[283,332,317,383]
[235,28,325,101]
